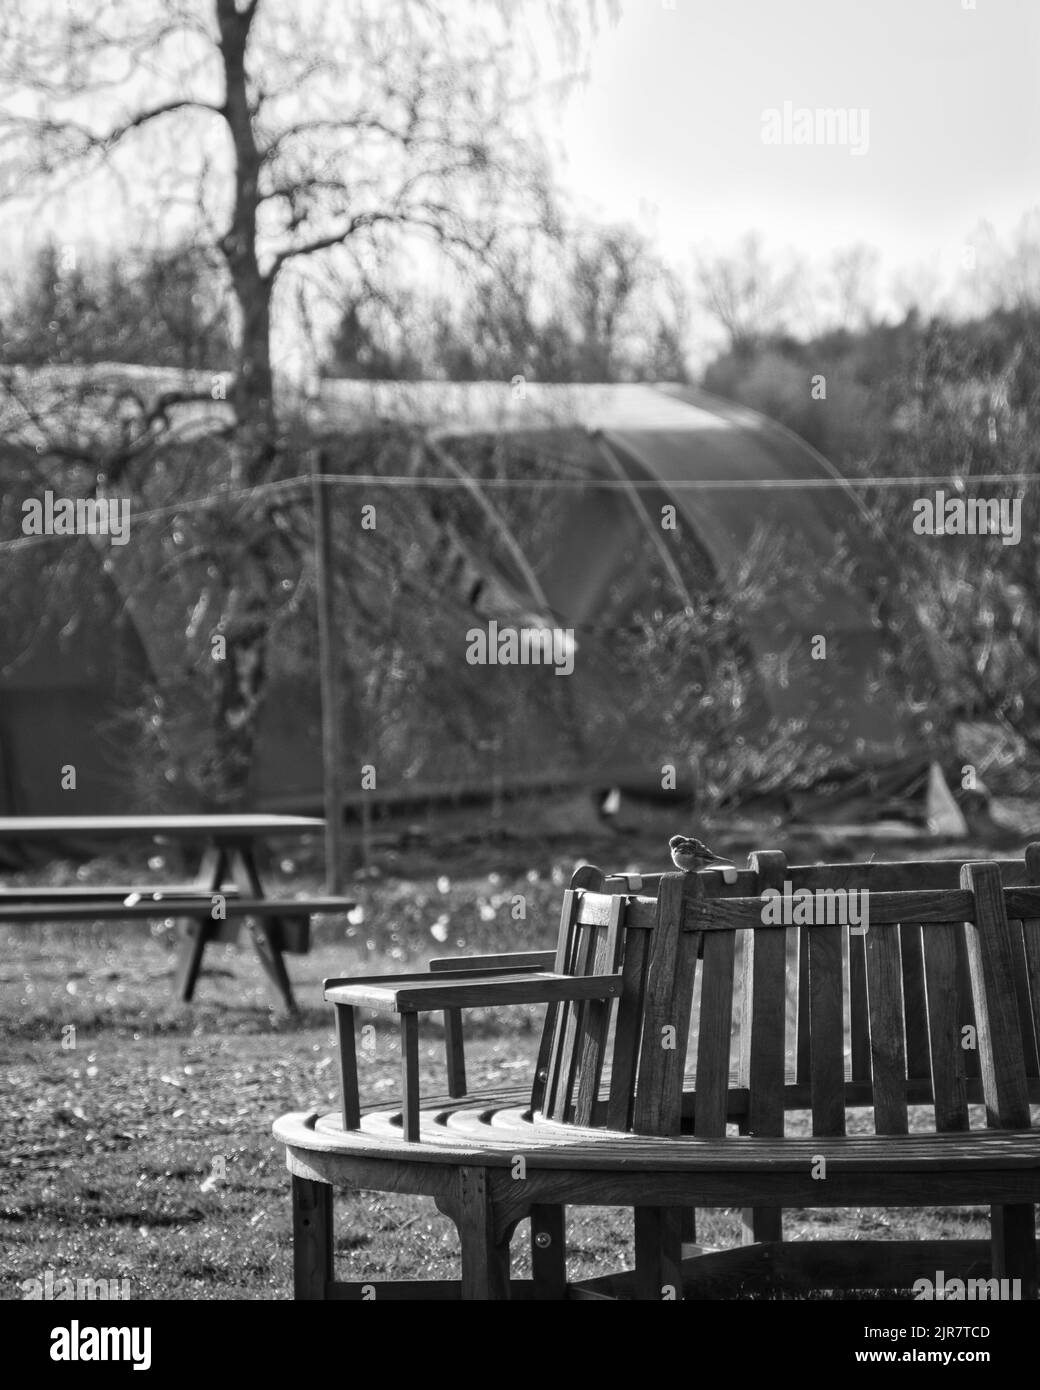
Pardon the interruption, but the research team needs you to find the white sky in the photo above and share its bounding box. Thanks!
[552,0,1039,313]
[3,0,1037,369]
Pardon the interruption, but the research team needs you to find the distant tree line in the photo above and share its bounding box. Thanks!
[0,221,690,386]
[0,241,234,370]
[323,225,690,384]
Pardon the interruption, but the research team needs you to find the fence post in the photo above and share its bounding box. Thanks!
[311,450,345,894]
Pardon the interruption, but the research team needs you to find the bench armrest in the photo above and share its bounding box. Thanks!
[428,949,556,974]
[324,962,544,994]
[327,970,619,1012]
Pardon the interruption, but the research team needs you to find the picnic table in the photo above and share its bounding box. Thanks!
[0,814,352,1010]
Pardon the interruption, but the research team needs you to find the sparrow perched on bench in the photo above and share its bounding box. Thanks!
[669,835,733,873]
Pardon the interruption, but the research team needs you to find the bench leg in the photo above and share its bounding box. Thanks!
[174,918,212,1002]
[634,1207,684,1301]
[530,1204,567,1299]
[335,1005,361,1130]
[741,1205,782,1244]
[992,1204,1038,1299]
[456,1167,511,1300]
[292,1175,333,1299]
[400,1012,421,1141]
[444,1008,467,1096]
[681,1207,697,1248]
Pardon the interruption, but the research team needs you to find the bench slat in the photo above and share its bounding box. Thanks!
[559,916,606,1123]
[739,852,788,1139]
[694,929,736,1138]
[954,923,982,1080]
[605,908,653,1132]
[1022,846,1040,1075]
[899,923,932,1081]
[548,912,599,1122]
[634,874,698,1138]
[738,851,788,1245]
[543,890,585,1120]
[848,930,870,1083]
[963,862,1032,1129]
[530,889,582,1117]
[865,924,909,1135]
[573,896,626,1126]
[808,923,846,1136]
[1007,919,1039,1077]
[683,886,1040,929]
[922,922,969,1132]
[796,925,811,1085]
[1020,901,1040,1094]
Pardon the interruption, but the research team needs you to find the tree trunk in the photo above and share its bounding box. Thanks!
[216,0,274,468]
[209,0,274,806]
[208,594,269,808]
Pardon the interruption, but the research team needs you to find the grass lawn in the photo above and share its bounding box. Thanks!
[0,838,1012,1301]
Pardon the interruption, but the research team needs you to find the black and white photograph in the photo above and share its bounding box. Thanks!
[1,0,1038,1348]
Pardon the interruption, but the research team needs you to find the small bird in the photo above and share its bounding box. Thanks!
[669,834,733,873]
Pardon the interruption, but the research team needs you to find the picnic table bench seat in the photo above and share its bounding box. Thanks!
[277,849,1040,1300]
[0,892,355,1007]
[0,883,244,899]
[0,895,354,921]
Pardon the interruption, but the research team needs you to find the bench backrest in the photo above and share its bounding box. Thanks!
[530,868,685,1132]
[677,858,1040,1138]
[588,845,1040,1113]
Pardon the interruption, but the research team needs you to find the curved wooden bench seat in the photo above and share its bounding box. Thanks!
[280,1106,1040,1177]
[277,1106,1040,1300]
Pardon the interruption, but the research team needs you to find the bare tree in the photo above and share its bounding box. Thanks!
[0,0,607,803]
[324,221,691,383]
[0,0,596,450]
[828,243,880,332]
[695,232,802,353]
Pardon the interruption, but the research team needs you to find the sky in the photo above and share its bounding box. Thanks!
[551,0,1040,318]
[2,0,1037,370]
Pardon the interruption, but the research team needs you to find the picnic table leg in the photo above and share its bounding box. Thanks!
[228,843,298,1014]
[173,845,227,1002]
[456,1167,511,1300]
[193,843,227,892]
[174,917,212,1002]
[292,1175,333,1299]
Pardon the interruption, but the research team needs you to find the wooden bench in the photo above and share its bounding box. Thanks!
[545,848,1040,1268]
[275,851,1040,1299]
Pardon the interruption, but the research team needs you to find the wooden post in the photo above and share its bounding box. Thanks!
[312,451,345,894]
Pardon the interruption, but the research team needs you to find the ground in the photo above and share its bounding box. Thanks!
[1,818,1032,1301]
